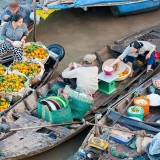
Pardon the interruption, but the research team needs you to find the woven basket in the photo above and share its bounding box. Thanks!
[37,96,73,124]
[44,82,66,97]
[64,85,94,119]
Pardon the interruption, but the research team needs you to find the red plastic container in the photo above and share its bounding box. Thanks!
[104,66,113,75]
[155,52,160,59]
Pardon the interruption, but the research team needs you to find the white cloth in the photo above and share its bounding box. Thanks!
[29,12,40,25]
[119,41,156,60]
[147,94,160,106]
[62,66,98,95]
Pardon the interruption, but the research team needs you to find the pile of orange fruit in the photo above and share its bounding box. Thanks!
[119,70,129,77]
[10,61,41,77]
[23,43,49,60]
[0,74,27,93]
[0,97,10,111]
[0,64,6,75]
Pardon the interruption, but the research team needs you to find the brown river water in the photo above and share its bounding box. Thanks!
[0,3,160,159]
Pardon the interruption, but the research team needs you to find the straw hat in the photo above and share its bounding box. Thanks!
[102,59,126,74]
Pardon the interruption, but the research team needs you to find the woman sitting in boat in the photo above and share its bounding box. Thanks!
[0,14,28,61]
[110,41,156,77]
[60,54,98,95]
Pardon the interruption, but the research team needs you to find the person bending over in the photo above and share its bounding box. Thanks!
[110,41,156,77]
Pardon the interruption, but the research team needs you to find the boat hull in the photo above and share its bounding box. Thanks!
[110,0,160,16]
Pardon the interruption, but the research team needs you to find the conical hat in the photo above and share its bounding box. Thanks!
[102,59,126,74]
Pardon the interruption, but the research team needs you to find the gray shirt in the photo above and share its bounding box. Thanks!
[119,41,156,60]
[1,22,29,47]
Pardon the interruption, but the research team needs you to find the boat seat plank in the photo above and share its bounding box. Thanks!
[138,33,160,41]
[110,45,125,54]
[37,83,50,96]
[96,46,114,62]
[3,101,27,123]
[147,32,160,39]
[23,92,38,111]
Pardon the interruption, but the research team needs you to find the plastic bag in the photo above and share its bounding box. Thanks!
[0,71,30,102]
[8,59,45,86]
[23,42,50,64]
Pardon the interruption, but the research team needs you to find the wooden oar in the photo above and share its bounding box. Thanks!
[9,120,152,137]
[9,121,83,132]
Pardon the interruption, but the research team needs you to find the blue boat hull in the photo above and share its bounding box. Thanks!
[46,0,160,16]
[110,0,160,16]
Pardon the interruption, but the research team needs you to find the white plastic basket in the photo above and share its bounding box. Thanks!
[8,59,45,86]
[115,64,131,81]
[0,71,30,102]
[23,42,50,64]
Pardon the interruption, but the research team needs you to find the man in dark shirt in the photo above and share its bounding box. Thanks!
[0,1,48,26]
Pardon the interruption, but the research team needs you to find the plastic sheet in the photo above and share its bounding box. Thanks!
[0,71,31,102]
[8,60,45,86]
[23,42,50,64]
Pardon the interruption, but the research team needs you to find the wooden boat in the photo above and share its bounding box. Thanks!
[0,24,160,159]
[110,0,160,17]
[0,44,65,117]
[75,72,160,160]
[47,0,160,17]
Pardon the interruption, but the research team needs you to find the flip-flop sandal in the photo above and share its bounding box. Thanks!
[147,69,153,72]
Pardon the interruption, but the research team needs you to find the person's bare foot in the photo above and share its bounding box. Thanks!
[129,70,134,77]
[57,77,64,82]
